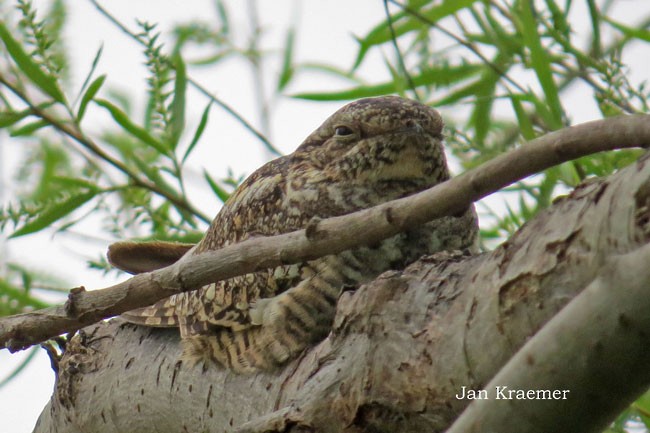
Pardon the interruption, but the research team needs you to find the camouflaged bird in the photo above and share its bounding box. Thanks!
[108,96,478,373]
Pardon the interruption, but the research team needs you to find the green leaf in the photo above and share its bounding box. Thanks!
[77,74,106,121]
[52,176,101,190]
[129,157,178,200]
[293,63,482,101]
[482,6,523,58]
[353,0,479,69]
[277,28,295,91]
[169,52,187,149]
[509,94,536,140]
[634,390,650,427]
[10,119,49,137]
[0,109,33,128]
[95,98,168,154]
[188,50,233,66]
[204,170,230,203]
[0,277,50,312]
[517,1,564,129]
[0,22,65,103]
[214,0,230,36]
[297,62,365,84]
[586,0,602,56]
[0,101,59,130]
[604,16,650,42]
[10,190,97,238]
[433,78,485,106]
[183,102,211,163]
[469,66,501,144]
[75,45,103,108]
[545,0,570,37]
[528,94,559,131]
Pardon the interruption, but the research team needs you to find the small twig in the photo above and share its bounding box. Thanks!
[1,114,648,351]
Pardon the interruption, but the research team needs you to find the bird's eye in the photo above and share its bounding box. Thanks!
[334,126,354,137]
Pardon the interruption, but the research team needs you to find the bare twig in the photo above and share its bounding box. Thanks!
[1,114,649,350]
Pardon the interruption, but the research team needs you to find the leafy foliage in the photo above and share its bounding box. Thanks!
[0,0,275,388]
[292,0,648,246]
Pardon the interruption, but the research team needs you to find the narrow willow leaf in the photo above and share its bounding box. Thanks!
[215,0,230,36]
[277,28,295,91]
[169,53,187,149]
[1,101,58,129]
[75,44,104,108]
[9,190,97,238]
[352,0,427,69]
[509,94,536,140]
[52,176,101,190]
[0,109,33,128]
[433,79,485,106]
[604,16,650,42]
[10,119,49,136]
[130,157,179,200]
[469,67,500,144]
[204,170,230,203]
[293,63,482,101]
[483,7,523,57]
[77,74,106,121]
[0,22,65,103]
[586,0,602,56]
[518,2,564,129]
[189,50,232,66]
[0,278,49,310]
[545,0,570,37]
[529,94,559,131]
[293,83,397,101]
[298,63,364,83]
[183,102,211,164]
[353,0,478,69]
[95,98,168,155]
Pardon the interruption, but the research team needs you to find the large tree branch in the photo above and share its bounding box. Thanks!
[33,148,650,433]
[447,242,650,433]
[1,114,649,351]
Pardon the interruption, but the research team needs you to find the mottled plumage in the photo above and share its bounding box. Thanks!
[109,96,478,373]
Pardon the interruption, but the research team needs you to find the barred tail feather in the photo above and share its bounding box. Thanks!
[180,328,294,374]
[121,300,180,327]
[180,260,345,373]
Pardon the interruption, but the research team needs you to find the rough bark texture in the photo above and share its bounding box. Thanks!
[34,152,650,433]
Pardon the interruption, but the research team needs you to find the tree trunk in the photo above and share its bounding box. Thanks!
[33,152,650,433]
